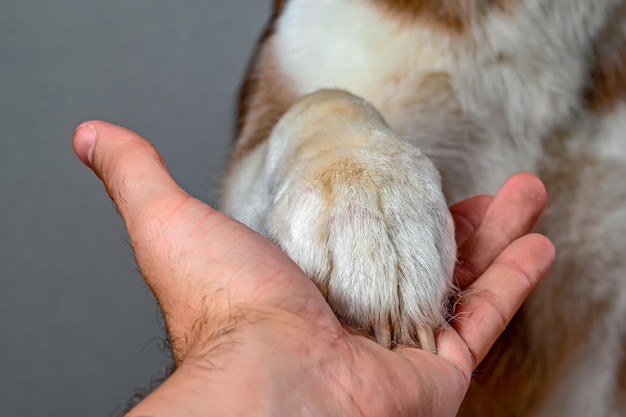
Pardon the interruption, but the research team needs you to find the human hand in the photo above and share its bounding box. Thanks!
[73,121,555,417]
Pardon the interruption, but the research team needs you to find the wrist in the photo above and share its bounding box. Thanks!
[126,309,354,417]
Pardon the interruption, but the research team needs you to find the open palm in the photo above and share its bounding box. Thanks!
[74,121,555,417]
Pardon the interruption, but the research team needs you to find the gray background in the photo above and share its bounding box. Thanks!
[1,1,269,415]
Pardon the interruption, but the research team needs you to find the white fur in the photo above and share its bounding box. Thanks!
[273,0,622,199]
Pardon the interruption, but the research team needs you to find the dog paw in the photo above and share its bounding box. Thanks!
[264,90,456,350]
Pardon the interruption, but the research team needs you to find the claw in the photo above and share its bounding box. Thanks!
[417,326,436,353]
[374,321,392,348]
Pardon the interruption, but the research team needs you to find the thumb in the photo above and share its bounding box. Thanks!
[72,121,235,358]
[72,121,191,228]
[72,121,321,361]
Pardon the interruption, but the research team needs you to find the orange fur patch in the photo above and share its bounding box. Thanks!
[585,2,626,111]
[313,159,370,199]
[273,0,287,15]
[233,0,298,162]
[236,1,285,138]
[312,158,370,252]
[370,0,515,32]
[234,38,296,161]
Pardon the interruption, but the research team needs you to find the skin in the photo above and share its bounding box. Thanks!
[72,121,555,417]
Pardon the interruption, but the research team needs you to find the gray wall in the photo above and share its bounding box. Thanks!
[1,1,269,415]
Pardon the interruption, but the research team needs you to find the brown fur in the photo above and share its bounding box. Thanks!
[619,345,626,405]
[235,0,294,157]
[313,159,371,206]
[585,2,626,111]
[233,38,296,161]
[370,0,515,32]
[272,0,287,16]
[311,158,371,296]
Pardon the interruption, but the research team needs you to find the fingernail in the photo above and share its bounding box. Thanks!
[73,123,97,168]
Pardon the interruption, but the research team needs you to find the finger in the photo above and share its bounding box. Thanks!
[455,173,546,289]
[73,122,329,360]
[73,121,193,228]
[72,121,245,282]
[72,122,233,341]
[72,121,264,279]
[451,233,555,368]
[433,322,474,384]
[449,195,493,247]
[73,121,219,289]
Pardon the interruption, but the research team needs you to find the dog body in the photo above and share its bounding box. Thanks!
[222,0,626,415]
